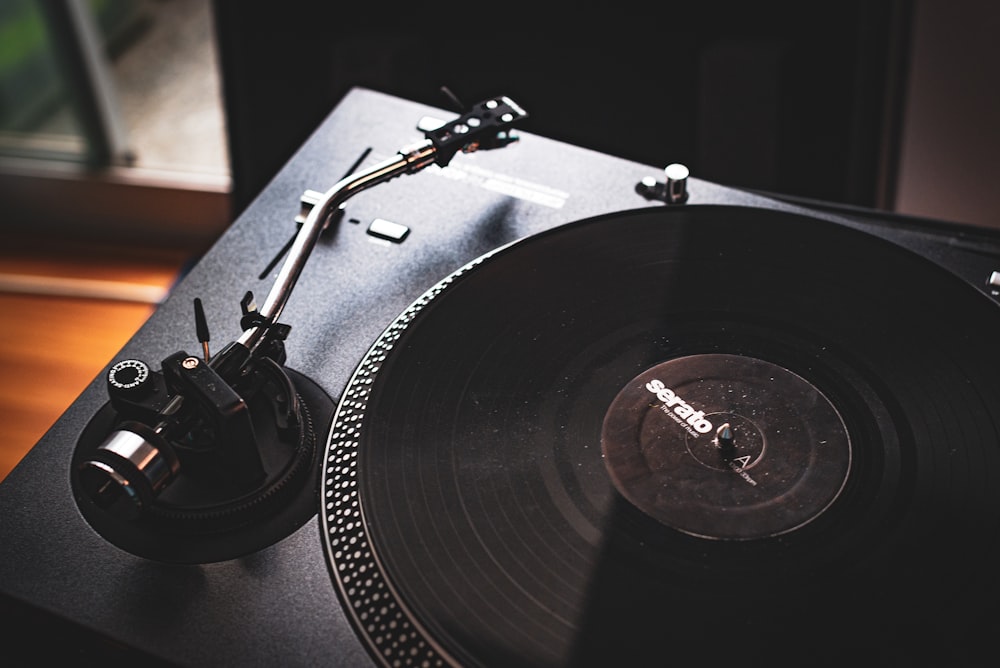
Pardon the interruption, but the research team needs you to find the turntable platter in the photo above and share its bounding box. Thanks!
[322,205,1000,666]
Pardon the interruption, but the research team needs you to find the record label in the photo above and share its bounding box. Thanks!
[601,353,852,539]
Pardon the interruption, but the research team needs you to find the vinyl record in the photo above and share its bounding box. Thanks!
[321,205,1000,667]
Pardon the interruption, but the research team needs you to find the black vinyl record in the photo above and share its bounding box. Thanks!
[321,205,1000,667]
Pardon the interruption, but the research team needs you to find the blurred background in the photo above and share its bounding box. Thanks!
[0,0,997,480]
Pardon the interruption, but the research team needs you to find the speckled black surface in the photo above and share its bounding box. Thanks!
[1,88,998,666]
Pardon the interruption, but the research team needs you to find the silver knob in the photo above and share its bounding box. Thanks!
[664,163,689,203]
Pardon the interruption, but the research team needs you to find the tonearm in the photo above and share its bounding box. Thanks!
[74,96,527,555]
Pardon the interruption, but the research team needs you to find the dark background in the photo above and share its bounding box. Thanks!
[212,1,911,218]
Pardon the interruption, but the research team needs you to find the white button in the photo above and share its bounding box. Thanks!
[368,218,409,242]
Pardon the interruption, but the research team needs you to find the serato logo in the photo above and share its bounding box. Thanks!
[645,379,714,435]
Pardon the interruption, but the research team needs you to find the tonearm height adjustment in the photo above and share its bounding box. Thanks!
[75,96,529,548]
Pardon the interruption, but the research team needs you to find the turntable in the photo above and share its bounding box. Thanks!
[0,88,998,666]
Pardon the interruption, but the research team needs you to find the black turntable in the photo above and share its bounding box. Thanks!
[1,88,999,667]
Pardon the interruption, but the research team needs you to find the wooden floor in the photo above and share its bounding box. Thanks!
[0,234,192,482]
